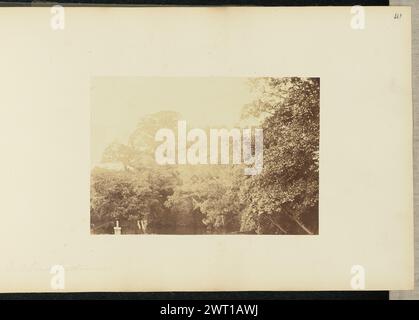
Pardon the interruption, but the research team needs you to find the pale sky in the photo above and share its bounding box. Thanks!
[91,77,256,166]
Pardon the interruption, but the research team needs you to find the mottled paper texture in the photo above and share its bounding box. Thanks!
[0,6,413,292]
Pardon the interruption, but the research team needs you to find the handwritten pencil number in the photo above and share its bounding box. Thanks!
[394,13,402,20]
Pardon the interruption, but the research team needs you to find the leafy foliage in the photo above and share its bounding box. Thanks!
[91,78,319,234]
[240,77,319,234]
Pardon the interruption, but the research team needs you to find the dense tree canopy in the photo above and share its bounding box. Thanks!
[91,78,319,234]
[240,77,320,234]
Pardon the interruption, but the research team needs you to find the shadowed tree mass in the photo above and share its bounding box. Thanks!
[90,77,319,235]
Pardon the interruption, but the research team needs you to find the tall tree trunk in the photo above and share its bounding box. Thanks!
[288,214,314,235]
[137,220,144,234]
[265,215,288,234]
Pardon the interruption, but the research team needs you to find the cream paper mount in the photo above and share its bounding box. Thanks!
[0,6,413,292]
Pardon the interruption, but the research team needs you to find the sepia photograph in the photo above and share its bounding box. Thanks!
[0,6,413,295]
[90,77,320,235]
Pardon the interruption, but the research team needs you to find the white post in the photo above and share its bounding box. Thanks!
[114,220,121,235]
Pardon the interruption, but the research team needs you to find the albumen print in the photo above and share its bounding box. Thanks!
[90,77,320,235]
